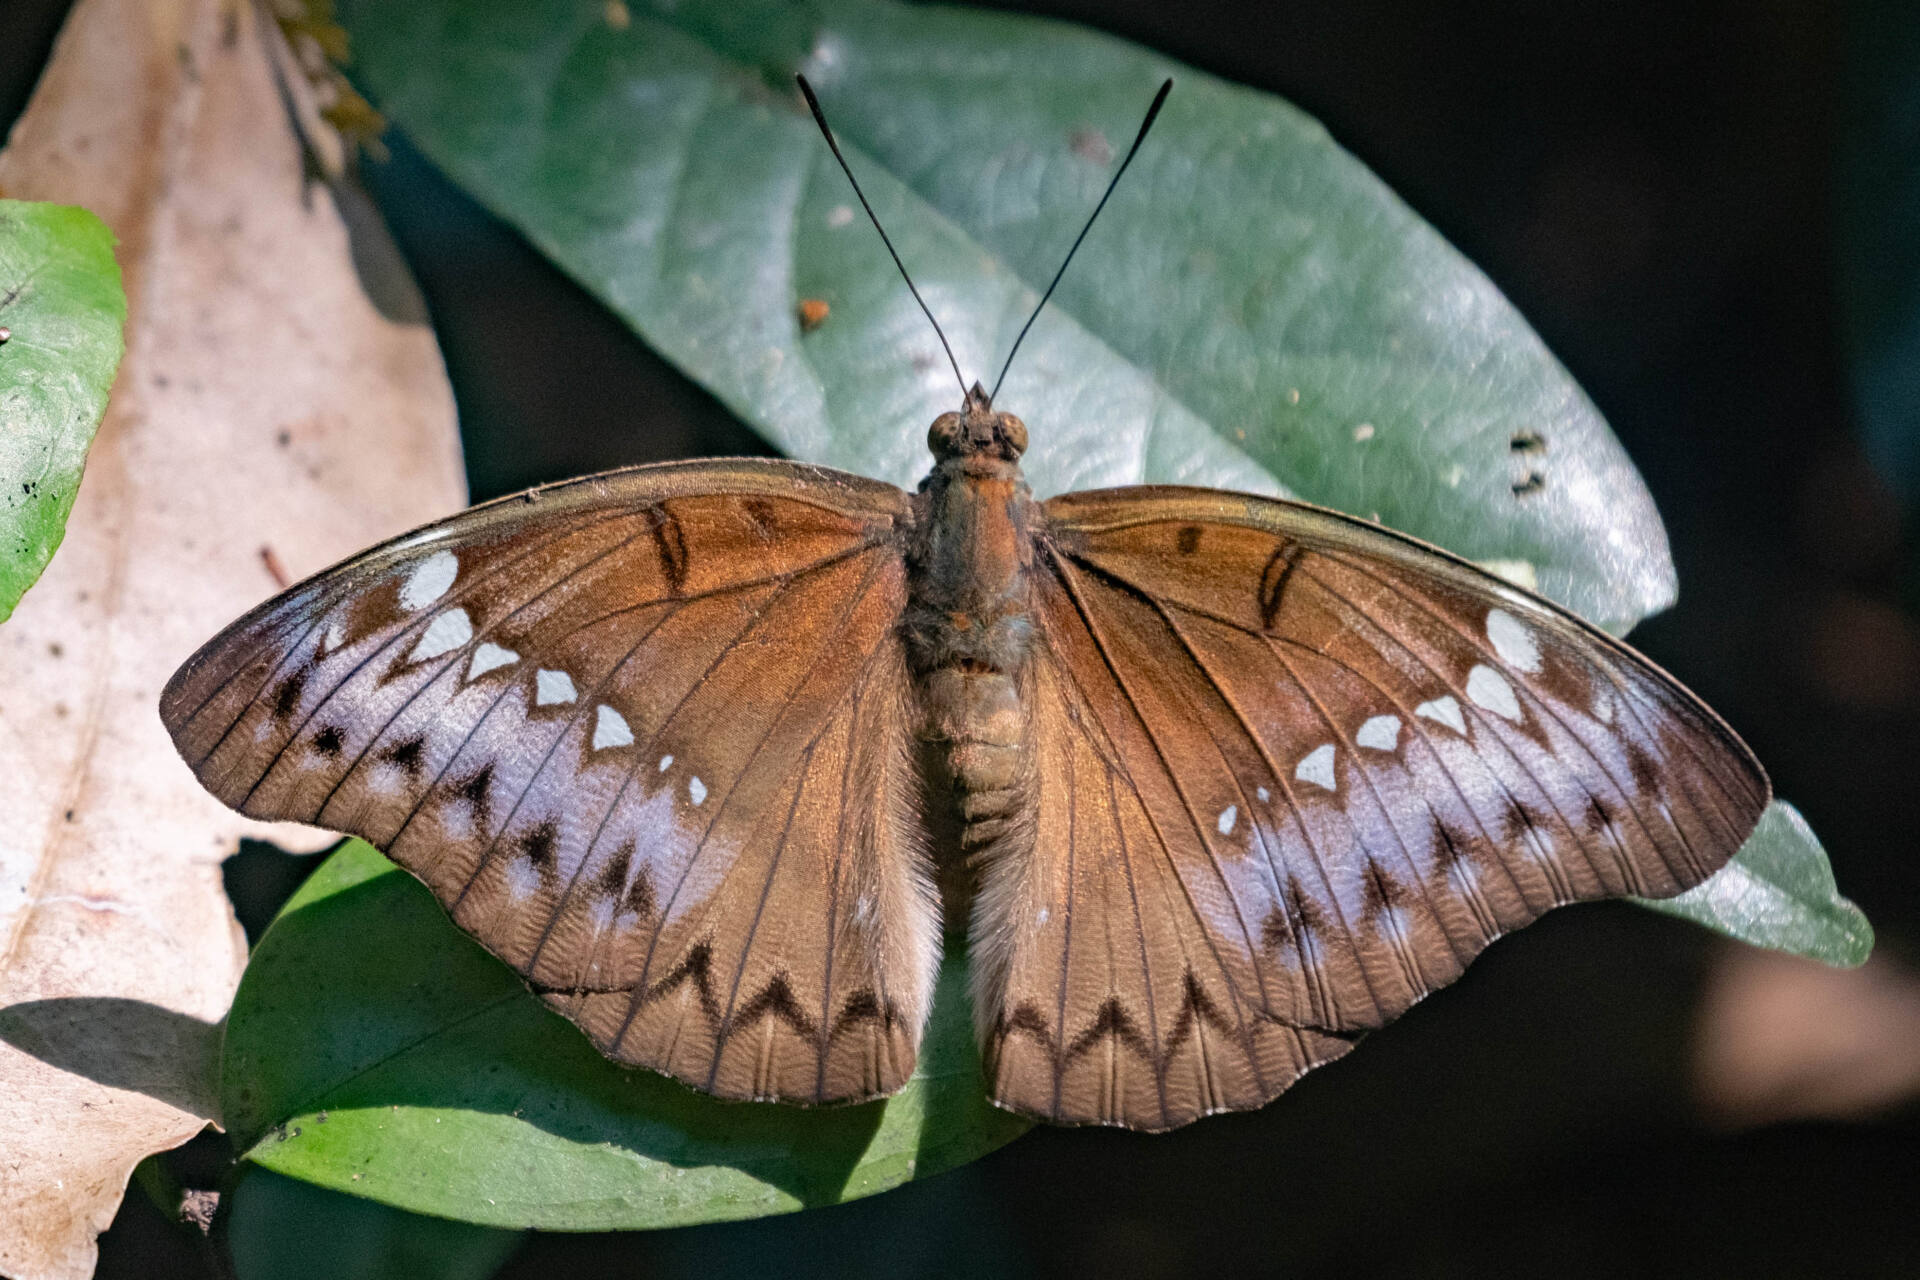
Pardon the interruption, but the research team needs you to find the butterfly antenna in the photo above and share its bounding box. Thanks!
[796,74,970,404]
[988,78,1173,405]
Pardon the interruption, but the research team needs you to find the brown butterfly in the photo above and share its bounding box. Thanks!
[161,78,1768,1132]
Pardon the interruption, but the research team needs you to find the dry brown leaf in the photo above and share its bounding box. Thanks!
[0,1,465,1275]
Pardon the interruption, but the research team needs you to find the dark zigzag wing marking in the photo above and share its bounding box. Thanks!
[1306,549,1752,877]
[613,550,895,1033]
[161,461,934,1107]
[1035,556,1272,1043]
[1046,547,1395,1027]
[1289,557,1677,896]
[176,508,618,780]
[983,488,1768,1128]
[1065,523,1751,904]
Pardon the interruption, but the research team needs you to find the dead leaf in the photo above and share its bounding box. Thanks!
[0,1,465,1275]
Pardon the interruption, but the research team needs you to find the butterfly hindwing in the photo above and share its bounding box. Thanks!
[971,486,1769,1129]
[162,459,940,1104]
[969,644,1363,1132]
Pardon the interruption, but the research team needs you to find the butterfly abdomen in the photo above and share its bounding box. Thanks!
[906,449,1042,897]
[920,666,1031,846]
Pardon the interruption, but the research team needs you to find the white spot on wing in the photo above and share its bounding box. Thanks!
[1486,608,1543,673]
[437,800,474,842]
[1356,714,1401,751]
[1295,743,1337,792]
[592,705,633,750]
[1593,688,1615,724]
[400,550,458,611]
[1257,786,1271,803]
[1217,805,1238,835]
[467,641,518,680]
[689,776,707,805]
[1416,695,1467,735]
[535,669,576,705]
[319,621,346,655]
[1352,422,1374,441]
[658,754,673,771]
[1466,664,1523,722]
[410,608,471,662]
[827,204,855,228]
[503,856,541,903]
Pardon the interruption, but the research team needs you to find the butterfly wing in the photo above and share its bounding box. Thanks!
[162,459,939,1104]
[973,486,1769,1130]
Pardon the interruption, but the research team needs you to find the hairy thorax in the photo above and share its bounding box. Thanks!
[906,449,1038,921]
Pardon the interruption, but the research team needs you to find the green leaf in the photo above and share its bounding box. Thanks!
[229,1168,523,1280]
[336,0,1673,633]
[0,199,125,622]
[274,0,1869,1227]
[221,840,1030,1231]
[1639,801,1874,968]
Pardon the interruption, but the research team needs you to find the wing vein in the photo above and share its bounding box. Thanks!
[1321,547,1756,839]
[321,524,666,833]
[1255,625,1535,925]
[1312,553,1722,884]
[1037,551,1278,1044]
[1047,544,1390,1025]
[222,515,616,795]
[611,552,898,1054]
[1297,558,1624,899]
[1258,635,1469,976]
[705,737,818,1092]
[1106,763,1176,1126]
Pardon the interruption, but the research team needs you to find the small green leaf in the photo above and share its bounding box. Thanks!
[229,1167,523,1280]
[0,199,125,621]
[337,0,1673,633]
[221,841,1029,1231]
[1639,800,1873,968]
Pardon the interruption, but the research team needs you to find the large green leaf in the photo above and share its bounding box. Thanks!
[245,0,1872,1230]
[221,840,1029,1231]
[0,199,124,621]
[337,0,1672,634]
[331,3,1865,954]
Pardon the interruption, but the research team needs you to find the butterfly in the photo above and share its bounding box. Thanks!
[160,78,1768,1132]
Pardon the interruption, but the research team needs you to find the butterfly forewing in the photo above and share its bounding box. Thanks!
[161,460,941,1104]
[970,486,1768,1129]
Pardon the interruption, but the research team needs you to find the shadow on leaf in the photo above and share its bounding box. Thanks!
[0,995,221,1117]
[219,842,1025,1229]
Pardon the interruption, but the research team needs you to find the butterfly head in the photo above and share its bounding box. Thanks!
[929,381,1028,464]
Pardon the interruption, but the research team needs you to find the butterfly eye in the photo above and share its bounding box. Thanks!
[928,411,966,458]
[997,414,1028,457]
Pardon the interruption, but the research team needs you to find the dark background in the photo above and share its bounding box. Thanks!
[5,0,1918,1276]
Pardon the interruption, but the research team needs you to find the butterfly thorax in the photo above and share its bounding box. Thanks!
[906,388,1040,910]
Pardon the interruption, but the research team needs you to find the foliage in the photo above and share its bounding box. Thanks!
[224,840,1028,1230]
[0,199,123,621]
